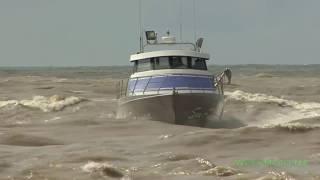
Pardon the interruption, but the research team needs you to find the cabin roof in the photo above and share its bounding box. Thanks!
[130,50,210,62]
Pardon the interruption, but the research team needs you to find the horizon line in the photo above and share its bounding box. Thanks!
[1,64,320,68]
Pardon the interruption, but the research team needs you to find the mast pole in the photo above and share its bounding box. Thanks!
[139,0,143,52]
[193,0,197,42]
[179,0,182,42]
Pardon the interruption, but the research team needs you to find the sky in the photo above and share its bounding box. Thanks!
[0,0,319,66]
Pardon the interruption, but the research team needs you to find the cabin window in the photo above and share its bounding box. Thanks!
[133,56,207,72]
[191,58,207,70]
[170,57,189,69]
[155,57,170,69]
[136,58,152,72]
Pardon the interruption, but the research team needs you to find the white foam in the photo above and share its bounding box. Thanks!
[200,166,241,176]
[69,90,88,94]
[81,161,127,179]
[81,161,109,173]
[226,90,320,114]
[257,171,296,180]
[158,134,173,140]
[263,122,320,132]
[196,157,215,168]
[0,95,85,112]
[0,100,18,108]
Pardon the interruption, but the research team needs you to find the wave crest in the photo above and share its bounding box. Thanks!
[0,95,85,112]
[224,90,320,126]
[226,90,320,117]
[200,166,241,177]
[263,123,319,132]
[81,161,124,178]
[225,90,320,109]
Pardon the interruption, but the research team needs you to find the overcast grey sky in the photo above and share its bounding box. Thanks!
[0,0,319,66]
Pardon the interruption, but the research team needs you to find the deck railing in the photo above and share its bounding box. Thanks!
[117,73,225,98]
[215,72,225,95]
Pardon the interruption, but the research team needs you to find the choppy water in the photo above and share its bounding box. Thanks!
[0,65,320,180]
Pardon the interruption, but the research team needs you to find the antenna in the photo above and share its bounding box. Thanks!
[139,0,143,52]
[179,0,182,42]
[193,0,197,42]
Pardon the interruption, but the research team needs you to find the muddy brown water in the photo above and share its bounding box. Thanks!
[0,65,320,179]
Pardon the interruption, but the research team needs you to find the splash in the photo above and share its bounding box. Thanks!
[0,95,85,112]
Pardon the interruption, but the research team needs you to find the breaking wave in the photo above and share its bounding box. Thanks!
[81,161,133,180]
[199,166,241,176]
[225,90,320,125]
[81,161,124,178]
[225,90,320,111]
[0,95,85,112]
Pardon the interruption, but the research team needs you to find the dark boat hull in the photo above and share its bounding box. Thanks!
[117,93,224,126]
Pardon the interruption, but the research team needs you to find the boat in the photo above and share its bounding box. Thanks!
[116,30,225,127]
